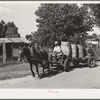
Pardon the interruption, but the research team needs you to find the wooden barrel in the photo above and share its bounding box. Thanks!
[61,42,70,46]
[77,45,84,58]
[61,42,71,57]
[71,44,78,58]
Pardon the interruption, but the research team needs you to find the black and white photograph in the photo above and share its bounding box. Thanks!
[0,1,100,95]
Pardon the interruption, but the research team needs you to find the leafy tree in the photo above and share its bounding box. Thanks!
[5,22,20,38]
[0,20,20,38]
[88,4,100,27]
[91,33,98,39]
[33,4,94,46]
[26,34,32,40]
[87,33,99,40]
[0,20,6,38]
[25,32,34,41]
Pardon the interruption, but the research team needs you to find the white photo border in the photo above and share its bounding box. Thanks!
[0,1,100,99]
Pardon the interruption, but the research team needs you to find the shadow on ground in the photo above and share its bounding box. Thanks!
[40,63,98,79]
[40,65,64,79]
[69,63,98,72]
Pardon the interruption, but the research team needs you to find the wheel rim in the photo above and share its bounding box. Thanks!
[90,59,95,67]
[64,59,70,71]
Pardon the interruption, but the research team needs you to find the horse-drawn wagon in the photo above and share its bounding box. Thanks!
[48,41,96,72]
[56,42,95,71]
[19,42,96,78]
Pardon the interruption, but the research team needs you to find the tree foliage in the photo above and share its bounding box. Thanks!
[87,33,99,40]
[0,20,20,38]
[25,32,34,41]
[32,4,94,46]
[0,20,6,38]
[88,4,100,27]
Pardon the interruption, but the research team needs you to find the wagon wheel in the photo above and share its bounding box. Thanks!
[87,57,96,68]
[63,59,70,72]
[45,62,51,73]
[73,60,79,67]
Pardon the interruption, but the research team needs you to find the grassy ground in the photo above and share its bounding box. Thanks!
[0,59,60,80]
[0,59,34,80]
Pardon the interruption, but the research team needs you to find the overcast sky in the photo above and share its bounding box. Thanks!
[0,2,40,37]
[0,2,100,38]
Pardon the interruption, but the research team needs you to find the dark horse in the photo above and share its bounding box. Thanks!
[19,44,50,78]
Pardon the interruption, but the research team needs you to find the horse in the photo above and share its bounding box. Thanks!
[18,44,50,78]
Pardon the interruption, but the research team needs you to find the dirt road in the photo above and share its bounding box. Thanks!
[0,62,100,89]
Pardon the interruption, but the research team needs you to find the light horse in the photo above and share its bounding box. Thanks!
[18,44,50,78]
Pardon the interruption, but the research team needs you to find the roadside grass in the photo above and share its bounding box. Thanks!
[0,59,36,80]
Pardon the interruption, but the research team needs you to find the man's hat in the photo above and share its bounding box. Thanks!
[54,41,58,45]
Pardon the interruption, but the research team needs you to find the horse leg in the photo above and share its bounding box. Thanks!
[40,62,45,74]
[35,64,40,78]
[48,63,50,73]
[29,63,35,77]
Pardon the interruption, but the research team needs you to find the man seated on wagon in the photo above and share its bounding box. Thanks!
[51,41,63,61]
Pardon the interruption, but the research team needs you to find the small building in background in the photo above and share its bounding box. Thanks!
[0,38,31,59]
[86,38,99,45]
